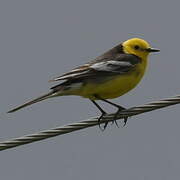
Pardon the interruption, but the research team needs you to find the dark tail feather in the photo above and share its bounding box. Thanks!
[7,91,55,113]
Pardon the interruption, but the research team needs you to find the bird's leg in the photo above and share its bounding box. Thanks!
[91,100,108,130]
[94,95,128,127]
[102,99,128,127]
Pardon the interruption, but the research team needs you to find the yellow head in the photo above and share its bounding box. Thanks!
[122,38,159,59]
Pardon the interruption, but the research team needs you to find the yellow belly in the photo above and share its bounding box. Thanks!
[66,62,147,100]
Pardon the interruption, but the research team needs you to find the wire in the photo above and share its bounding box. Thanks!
[0,94,180,151]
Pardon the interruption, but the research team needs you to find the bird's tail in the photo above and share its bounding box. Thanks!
[7,91,55,113]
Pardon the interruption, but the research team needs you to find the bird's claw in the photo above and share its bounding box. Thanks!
[113,107,128,128]
[98,112,108,131]
[123,117,128,127]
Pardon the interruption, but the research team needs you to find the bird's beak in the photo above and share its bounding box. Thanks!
[146,48,160,52]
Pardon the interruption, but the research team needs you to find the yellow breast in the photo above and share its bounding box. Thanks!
[78,59,148,100]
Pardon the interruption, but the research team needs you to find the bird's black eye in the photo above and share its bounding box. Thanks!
[134,45,140,50]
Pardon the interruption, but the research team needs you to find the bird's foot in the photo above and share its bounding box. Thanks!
[112,106,128,127]
[97,112,109,131]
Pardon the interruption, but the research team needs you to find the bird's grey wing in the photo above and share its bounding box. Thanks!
[49,64,91,82]
[91,53,141,73]
[49,54,141,82]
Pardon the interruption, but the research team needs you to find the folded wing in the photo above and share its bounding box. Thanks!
[49,54,141,82]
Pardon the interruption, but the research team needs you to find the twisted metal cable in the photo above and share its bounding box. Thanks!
[0,94,180,151]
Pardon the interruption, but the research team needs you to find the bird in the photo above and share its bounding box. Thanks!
[7,38,159,129]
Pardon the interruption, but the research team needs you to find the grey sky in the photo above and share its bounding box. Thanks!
[0,0,180,179]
